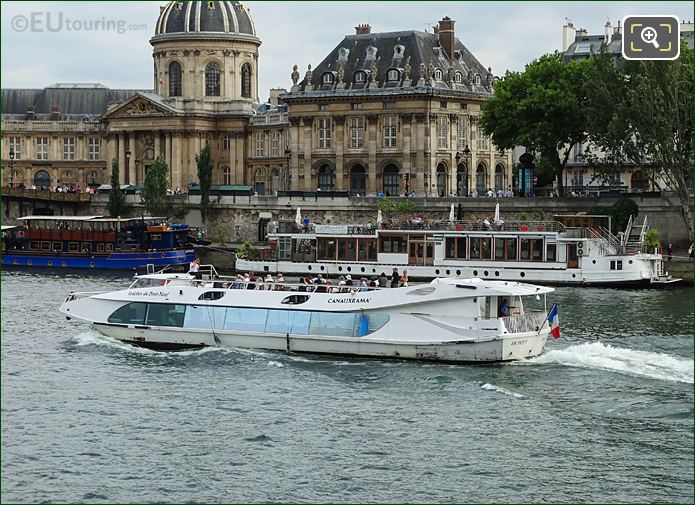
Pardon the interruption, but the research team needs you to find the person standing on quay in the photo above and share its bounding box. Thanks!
[391,267,400,288]
[688,243,693,261]
[667,243,673,262]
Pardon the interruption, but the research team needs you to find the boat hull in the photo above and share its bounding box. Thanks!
[2,249,196,270]
[93,322,549,363]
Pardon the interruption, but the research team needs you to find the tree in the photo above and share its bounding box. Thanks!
[196,144,213,223]
[107,157,128,217]
[584,44,693,240]
[479,52,589,196]
[140,155,168,216]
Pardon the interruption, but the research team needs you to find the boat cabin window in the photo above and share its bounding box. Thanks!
[199,291,225,301]
[145,303,186,327]
[445,237,467,259]
[495,238,518,261]
[379,235,407,254]
[277,237,293,261]
[108,302,148,325]
[520,238,544,262]
[469,237,492,260]
[546,243,557,262]
[281,295,310,305]
[129,278,170,289]
[317,238,337,260]
[357,239,377,261]
[293,238,316,262]
[337,238,357,261]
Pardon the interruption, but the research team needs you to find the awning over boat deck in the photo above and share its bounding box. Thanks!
[1,225,19,231]
[17,215,103,221]
[431,277,555,296]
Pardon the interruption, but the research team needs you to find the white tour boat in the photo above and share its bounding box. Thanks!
[59,266,558,363]
[237,213,677,286]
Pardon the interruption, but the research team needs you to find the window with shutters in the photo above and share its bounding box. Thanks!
[317,118,331,149]
[88,138,100,160]
[36,138,48,160]
[350,117,364,149]
[271,131,280,157]
[255,132,265,157]
[437,115,448,149]
[383,116,397,148]
[63,138,75,160]
[9,137,21,159]
[457,116,468,151]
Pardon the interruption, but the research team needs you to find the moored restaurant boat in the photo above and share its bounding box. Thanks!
[1,216,196,270]
[236,213,677,286]
[60,265,558,362]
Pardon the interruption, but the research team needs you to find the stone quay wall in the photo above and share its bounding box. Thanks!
[3,192,691,247]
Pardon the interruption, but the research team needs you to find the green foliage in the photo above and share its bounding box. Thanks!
[533,209,546,221]
[519,211,529,221]
[584,44,693,240]
[107,158,128,217]
[610,197,639,232]
[377,198,414,214]
[196,144,214,223]
[479,52,589,195]
[644,228,661,250]
[236,241,257,259]
[140,155,168,216]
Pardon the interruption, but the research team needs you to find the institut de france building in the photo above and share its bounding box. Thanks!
[1,1,511,197]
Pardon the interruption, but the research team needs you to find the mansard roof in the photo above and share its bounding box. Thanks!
[1,84,147,120]
[287,29,495,99]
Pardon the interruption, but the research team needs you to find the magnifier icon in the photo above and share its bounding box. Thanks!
[640,26,660,48]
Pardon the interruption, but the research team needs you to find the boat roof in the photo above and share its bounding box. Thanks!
[17,216,167,222]
[1,225,19,231]
[431,277,555,295]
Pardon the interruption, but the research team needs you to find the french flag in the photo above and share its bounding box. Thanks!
[547,303,560,339]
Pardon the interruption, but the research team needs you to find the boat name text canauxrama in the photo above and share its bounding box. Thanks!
[327,297,371,304]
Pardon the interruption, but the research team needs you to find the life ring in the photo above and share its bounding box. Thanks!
[89,261,95,268]
[61,260,67,268]
[48,260,53,267]
[17,230,25,238]
[27,259,32,266]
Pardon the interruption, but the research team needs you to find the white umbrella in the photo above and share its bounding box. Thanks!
[494,202,504,225]
[295,207,302,227]
[449,203,455,222]
[377,209,383,227]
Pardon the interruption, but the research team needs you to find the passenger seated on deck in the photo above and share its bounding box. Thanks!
[498,299,510,317]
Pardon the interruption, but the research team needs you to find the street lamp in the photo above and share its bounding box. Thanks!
[125,148,131,186]
[284,147,291,191]
[9,147,15,188]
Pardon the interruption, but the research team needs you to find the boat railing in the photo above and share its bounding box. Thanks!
[380,219,562,233]
[502,311,548,334]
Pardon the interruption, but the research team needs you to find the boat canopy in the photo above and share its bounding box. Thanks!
[1,225,19,231]
[17,216,167,223]
[431,277,555,296]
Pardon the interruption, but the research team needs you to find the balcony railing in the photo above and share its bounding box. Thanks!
[1,120,104,133]
[1,187,92,202]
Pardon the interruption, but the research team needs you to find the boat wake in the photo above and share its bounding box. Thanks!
[527,342,694,384]
[70,331,222,358]
[480,383,524,398]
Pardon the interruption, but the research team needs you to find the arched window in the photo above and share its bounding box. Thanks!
[241,63,252,98]
[87,170,102,187]
[350,165,366,195]
[495,164,505,191]
[476,163,487,192]
[222,166,232,185]
[456,164,468,196]
[318,164,333,191]
[387,69,400,81]
[34,170,51,188]
[169,61,182,97]
[434,68,443,81]
[473,74,482,85]
[382,164,399,196]
[205,63,221,96]
[436,164,448,197]
[454,71,463,83]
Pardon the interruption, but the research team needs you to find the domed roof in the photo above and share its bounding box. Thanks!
[154,1,257,39]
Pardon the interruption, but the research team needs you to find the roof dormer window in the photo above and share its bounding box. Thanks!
[323,72,334,84]
[473,74,482,85]
[366,46,378,60]
[354,71,367,83]
[174,2,183,11]
[207,1,215,10]
[386,69,400,81]
[434,68,443,81]
[393,45,405,59]
[338,47,350,62]
[454,71,463,83]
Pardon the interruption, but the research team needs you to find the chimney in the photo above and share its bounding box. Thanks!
[575,28,588,41]
[355,24,371,35]
[604,20,612,44]
[26,105,35,121]
[437,16,455,60]
[268,88,286,105]
[562,20,575,51]
[51,105,60,121]
[433,26,439,35]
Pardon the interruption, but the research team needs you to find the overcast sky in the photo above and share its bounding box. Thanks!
[2,1,693,100]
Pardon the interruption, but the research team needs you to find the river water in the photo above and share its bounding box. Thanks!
[1,269,693,503]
